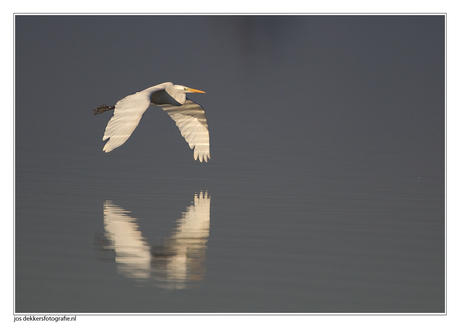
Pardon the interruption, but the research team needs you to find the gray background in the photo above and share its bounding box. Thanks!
[15,15,444,313]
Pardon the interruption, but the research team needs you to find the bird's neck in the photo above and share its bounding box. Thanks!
[150,89,183,106]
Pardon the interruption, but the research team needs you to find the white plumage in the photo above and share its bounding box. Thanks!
[96,82,210,162]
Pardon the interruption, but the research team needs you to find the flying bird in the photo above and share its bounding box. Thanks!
[94,82,210,162]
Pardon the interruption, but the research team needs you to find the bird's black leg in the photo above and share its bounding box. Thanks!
[93,104,115,115]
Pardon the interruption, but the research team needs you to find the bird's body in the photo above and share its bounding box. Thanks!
[94,82,210,162]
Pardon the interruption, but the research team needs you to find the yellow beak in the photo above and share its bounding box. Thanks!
[188,88,205,94]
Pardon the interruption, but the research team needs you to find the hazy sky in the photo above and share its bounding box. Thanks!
[15,15,444,165]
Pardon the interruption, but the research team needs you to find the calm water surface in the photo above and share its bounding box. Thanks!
[15,15,445,313]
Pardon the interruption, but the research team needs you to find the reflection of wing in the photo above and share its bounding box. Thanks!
[160,100,210,162]
[151,191,211,289]
[173,191,211,240]
[103,201,151,280]
[102,85,166,152]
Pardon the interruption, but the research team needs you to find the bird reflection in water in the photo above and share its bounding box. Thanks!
[100,192,211,289]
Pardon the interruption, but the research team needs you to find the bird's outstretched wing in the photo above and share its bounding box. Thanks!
[102,86,165,153]
[160,99,210,162]
[103,201,151,280]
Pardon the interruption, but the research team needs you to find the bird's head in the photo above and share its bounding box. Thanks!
[165,83,206,105]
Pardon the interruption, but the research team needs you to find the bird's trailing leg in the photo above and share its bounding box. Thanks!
[93,104,115,115]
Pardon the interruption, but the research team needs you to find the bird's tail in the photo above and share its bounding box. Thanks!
[93,104,115,115]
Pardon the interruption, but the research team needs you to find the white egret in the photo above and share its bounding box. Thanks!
[94,82,210,162]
